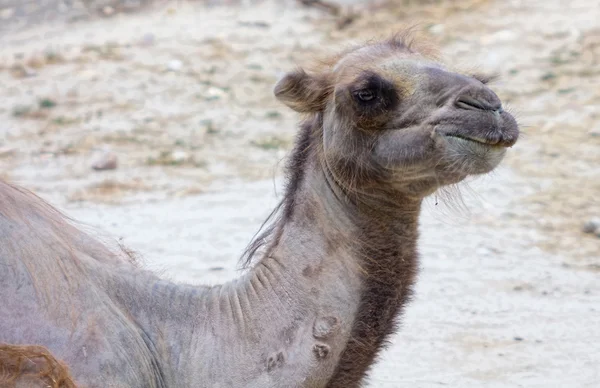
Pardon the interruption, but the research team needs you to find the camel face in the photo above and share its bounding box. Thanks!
[275,36,519,198]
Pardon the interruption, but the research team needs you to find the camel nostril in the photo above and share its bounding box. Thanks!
[455,95,501,112]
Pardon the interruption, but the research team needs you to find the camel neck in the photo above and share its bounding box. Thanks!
[319,176,421,387]
[113,155,421,387]
[242,161,422,386]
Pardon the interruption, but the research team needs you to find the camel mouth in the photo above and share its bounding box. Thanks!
[434,107,519,149]
[444,134,507,147]
[440,133,507,175]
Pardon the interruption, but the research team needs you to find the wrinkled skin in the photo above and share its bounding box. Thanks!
[1,35,518,388]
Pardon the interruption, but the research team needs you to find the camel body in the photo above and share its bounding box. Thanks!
[0,35,518,387]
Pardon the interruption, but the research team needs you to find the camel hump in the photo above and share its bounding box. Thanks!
[0,179,137,269]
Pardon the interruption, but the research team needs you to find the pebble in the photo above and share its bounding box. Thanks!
[102,6,115,17]
[122,0,143,12]
[11,64,38,78]
[589,126,600,137]
[141,33,156,46]
[582,218,600,234]
[0,7,14,20]
[171,150,189,163]
[429,24,445,35]
[205,87,226,100]
[480,30,517,45]
[80,69,99,81]
[0,147,16,157]
[167,59,183,72]
[92,150,118,171]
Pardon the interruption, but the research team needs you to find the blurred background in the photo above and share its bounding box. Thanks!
[1,0,599,386]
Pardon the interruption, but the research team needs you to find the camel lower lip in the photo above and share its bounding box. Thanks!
[444,134,502,147]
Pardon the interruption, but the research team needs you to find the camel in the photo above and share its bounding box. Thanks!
[0,34,519,388]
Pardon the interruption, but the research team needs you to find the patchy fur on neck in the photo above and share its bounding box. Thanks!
[241,110,421,386]
[240,113,324,268]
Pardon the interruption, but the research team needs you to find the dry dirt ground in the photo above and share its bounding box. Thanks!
[1,0,599,387]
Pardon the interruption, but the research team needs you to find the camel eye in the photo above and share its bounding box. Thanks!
[349,72,399,121]
[355,89,375,102]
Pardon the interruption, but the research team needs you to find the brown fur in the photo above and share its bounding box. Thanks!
[242,113,324,265]
[0,344,77,388]
[326,209,419,387]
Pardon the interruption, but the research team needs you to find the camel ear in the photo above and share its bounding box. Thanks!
[471,71,499,85]
[274,69,331,113]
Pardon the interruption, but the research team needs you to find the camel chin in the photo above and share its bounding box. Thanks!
[442,135,508,175]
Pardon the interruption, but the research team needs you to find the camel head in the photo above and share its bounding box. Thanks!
[274,34,519,200]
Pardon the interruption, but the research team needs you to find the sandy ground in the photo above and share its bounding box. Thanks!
[1,0,599,386]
